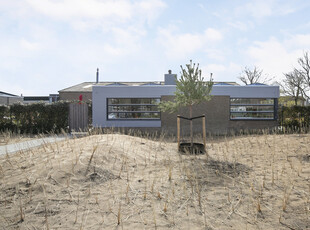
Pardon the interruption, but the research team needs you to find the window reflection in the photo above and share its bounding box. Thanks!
[230,98,275,120]
[107,98,160,120]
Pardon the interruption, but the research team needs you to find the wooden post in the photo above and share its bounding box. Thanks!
[177,116,180,151]
[202,115,206,152]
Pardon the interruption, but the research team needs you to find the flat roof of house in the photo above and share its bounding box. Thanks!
[59,81,239,93]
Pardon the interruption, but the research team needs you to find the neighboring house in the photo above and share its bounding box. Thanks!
[92,72,280,135]
[0,92,59,105]
[0,91,23,105]
[23,94,59,104]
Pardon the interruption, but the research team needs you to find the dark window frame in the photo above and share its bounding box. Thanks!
[107,97,161,121]
[230,98,278,121]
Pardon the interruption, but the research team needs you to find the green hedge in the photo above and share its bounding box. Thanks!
[0,101,92,134]
[279,106,310,131]
[0,105,11,131]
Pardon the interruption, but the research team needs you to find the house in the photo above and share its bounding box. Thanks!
[0,92,60,105]
[92,71,280,135]
[58,69,238,102]
[0,91,23,105]
[23,94,59,104]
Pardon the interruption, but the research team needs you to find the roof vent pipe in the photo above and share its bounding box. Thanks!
[96,68,99,83]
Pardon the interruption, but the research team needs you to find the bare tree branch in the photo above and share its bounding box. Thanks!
[280,70,305,105]
[238,66,271,85]
[296,51,310,100]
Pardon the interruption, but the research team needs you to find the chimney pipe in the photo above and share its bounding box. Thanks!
[164,70,176,85]
[96,68,99,83]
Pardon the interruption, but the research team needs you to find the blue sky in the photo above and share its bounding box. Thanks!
[1,0,310,95]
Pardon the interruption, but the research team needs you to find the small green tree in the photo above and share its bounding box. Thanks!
[159,60,213,149]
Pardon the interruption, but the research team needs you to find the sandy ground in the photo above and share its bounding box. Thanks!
[0,133,309,229]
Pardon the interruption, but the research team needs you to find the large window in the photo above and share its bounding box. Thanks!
[230,98,276,120]
[107,98,160,120]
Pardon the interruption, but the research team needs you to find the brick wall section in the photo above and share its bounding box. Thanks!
[161,95,278,136]
[161,95,230,135]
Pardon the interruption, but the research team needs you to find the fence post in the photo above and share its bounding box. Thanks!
[202,115,206,152]
[177,116,180,151]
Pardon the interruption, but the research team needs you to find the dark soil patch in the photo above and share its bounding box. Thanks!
[179,142,205,154]
[302,154,310,162]
[84,167,118,183]
[184,157,250,187]
[204,159,250,177]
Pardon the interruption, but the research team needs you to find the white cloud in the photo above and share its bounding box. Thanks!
[234,0,296,19]
[112,27,146,45]
[20,38,41,51]
[26,0,133,21]
[22,0,166,56]
[218,0,290,32]
[25,0,166,29]
[136,0,167,24]
[201,63,240,82]
[203,64,226,73]
[246,35,310,81]
[102,27,146,56]
[204,28,223,42]
[0,1,29,17]
[157,27,223,59]
[227,21,251,31]
[287,34,310,47]
[240,1,273,19]
[204,48,226,61]
[103,44,124,56]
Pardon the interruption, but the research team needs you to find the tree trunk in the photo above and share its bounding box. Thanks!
[189,104,193,153]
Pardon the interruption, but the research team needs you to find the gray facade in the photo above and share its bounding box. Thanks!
[211,85,279,98]
[93,85,176,128]
[92,84,280,134]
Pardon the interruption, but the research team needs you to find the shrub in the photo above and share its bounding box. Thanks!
[279,105,310,132]
[0,101,77,134]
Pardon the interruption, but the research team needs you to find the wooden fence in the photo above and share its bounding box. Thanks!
[69,103,88,132]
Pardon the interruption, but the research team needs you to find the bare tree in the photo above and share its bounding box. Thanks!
[296,51,310,100]
[280,69,305,105]
[239,66,271,85]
